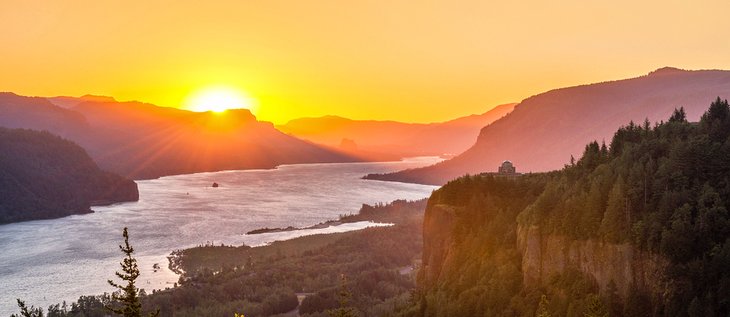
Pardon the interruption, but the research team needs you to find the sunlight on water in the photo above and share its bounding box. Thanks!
[0,158,440,315]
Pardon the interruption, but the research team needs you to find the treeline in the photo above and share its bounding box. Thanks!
[519,98,730,314]
[20,199,427,317]
[409,99,730,316]
[408,173,552,316]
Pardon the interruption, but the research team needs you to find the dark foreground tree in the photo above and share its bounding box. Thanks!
[106,227,159,317]
[10,299,44,317]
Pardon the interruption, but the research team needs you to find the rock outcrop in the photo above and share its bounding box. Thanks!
[516,224,670,302]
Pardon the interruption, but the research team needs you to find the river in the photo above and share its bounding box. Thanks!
[0,157,440,315]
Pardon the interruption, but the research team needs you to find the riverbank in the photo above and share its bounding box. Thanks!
[245,220,343,235]
[0,159,439,316]
[8,199,429,317]
[148,199,429,317]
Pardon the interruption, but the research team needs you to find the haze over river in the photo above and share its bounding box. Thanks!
[0,157,441,315]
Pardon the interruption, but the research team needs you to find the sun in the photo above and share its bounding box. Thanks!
[185,87,255,113]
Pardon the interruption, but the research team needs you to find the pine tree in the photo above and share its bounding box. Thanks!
[327,274,357,317]
[669,107,687,123]
[600,176,629,242]
[701,97,730,142]
[10,299,44,317]
[580,179,605,236]
[106,227,159,317]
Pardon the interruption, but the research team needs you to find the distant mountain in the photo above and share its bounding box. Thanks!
[0,93,89,137]
[0,92,355,179]
[47,94,117,108]
[0,128,138,224]
[278,103,515,159]
[367,67,730,185]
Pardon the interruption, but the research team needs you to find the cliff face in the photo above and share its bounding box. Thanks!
[516,225,670,302]
[0,128,138,224]
[419,199,671,315]
[420,203,456,287]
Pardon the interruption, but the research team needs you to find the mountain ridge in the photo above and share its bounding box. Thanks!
[0,93,357,179]
[278,103,516,159]
[367,67,730,185]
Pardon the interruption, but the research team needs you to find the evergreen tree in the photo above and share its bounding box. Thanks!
[701,97,730,142]
[600,141,608,157]
[580,141,602,170]
[327,274,358,317]
[10,299,44,317]
[703,97,730,122]
[600,175,629,242]
[581,179,605,236]
[106,227,159,317]
[660,204,695,261]
[669,107,687,123]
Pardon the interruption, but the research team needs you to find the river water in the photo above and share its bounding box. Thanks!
[0,157,440,315]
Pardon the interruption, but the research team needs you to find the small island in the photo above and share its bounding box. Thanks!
[245,220,342,235]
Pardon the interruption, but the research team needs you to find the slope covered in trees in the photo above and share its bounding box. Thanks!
[0,128,138,224]
[412,99,730,316]
[368,67,730,185]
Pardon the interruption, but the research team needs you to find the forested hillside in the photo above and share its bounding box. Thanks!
[17,200,428,317]
[412,98,730,316]
[0,128,138,224]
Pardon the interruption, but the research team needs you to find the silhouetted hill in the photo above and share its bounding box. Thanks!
[278,103,515,158]
[367,67,730,184]
[48,94,117,108]
[69,99,356,178]
[1,93,356,179]
[0,92,89,137]
[0,128,138,224]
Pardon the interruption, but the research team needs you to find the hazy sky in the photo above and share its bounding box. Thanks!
[2,0,730,123]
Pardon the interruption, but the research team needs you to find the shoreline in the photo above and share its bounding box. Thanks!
[166,220,393,278]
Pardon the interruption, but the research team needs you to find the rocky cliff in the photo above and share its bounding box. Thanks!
[418,180,671,316]
[516,224,670,304]
[420,203,456,287]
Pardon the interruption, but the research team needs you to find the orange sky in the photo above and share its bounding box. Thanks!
[2,0,730,124]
